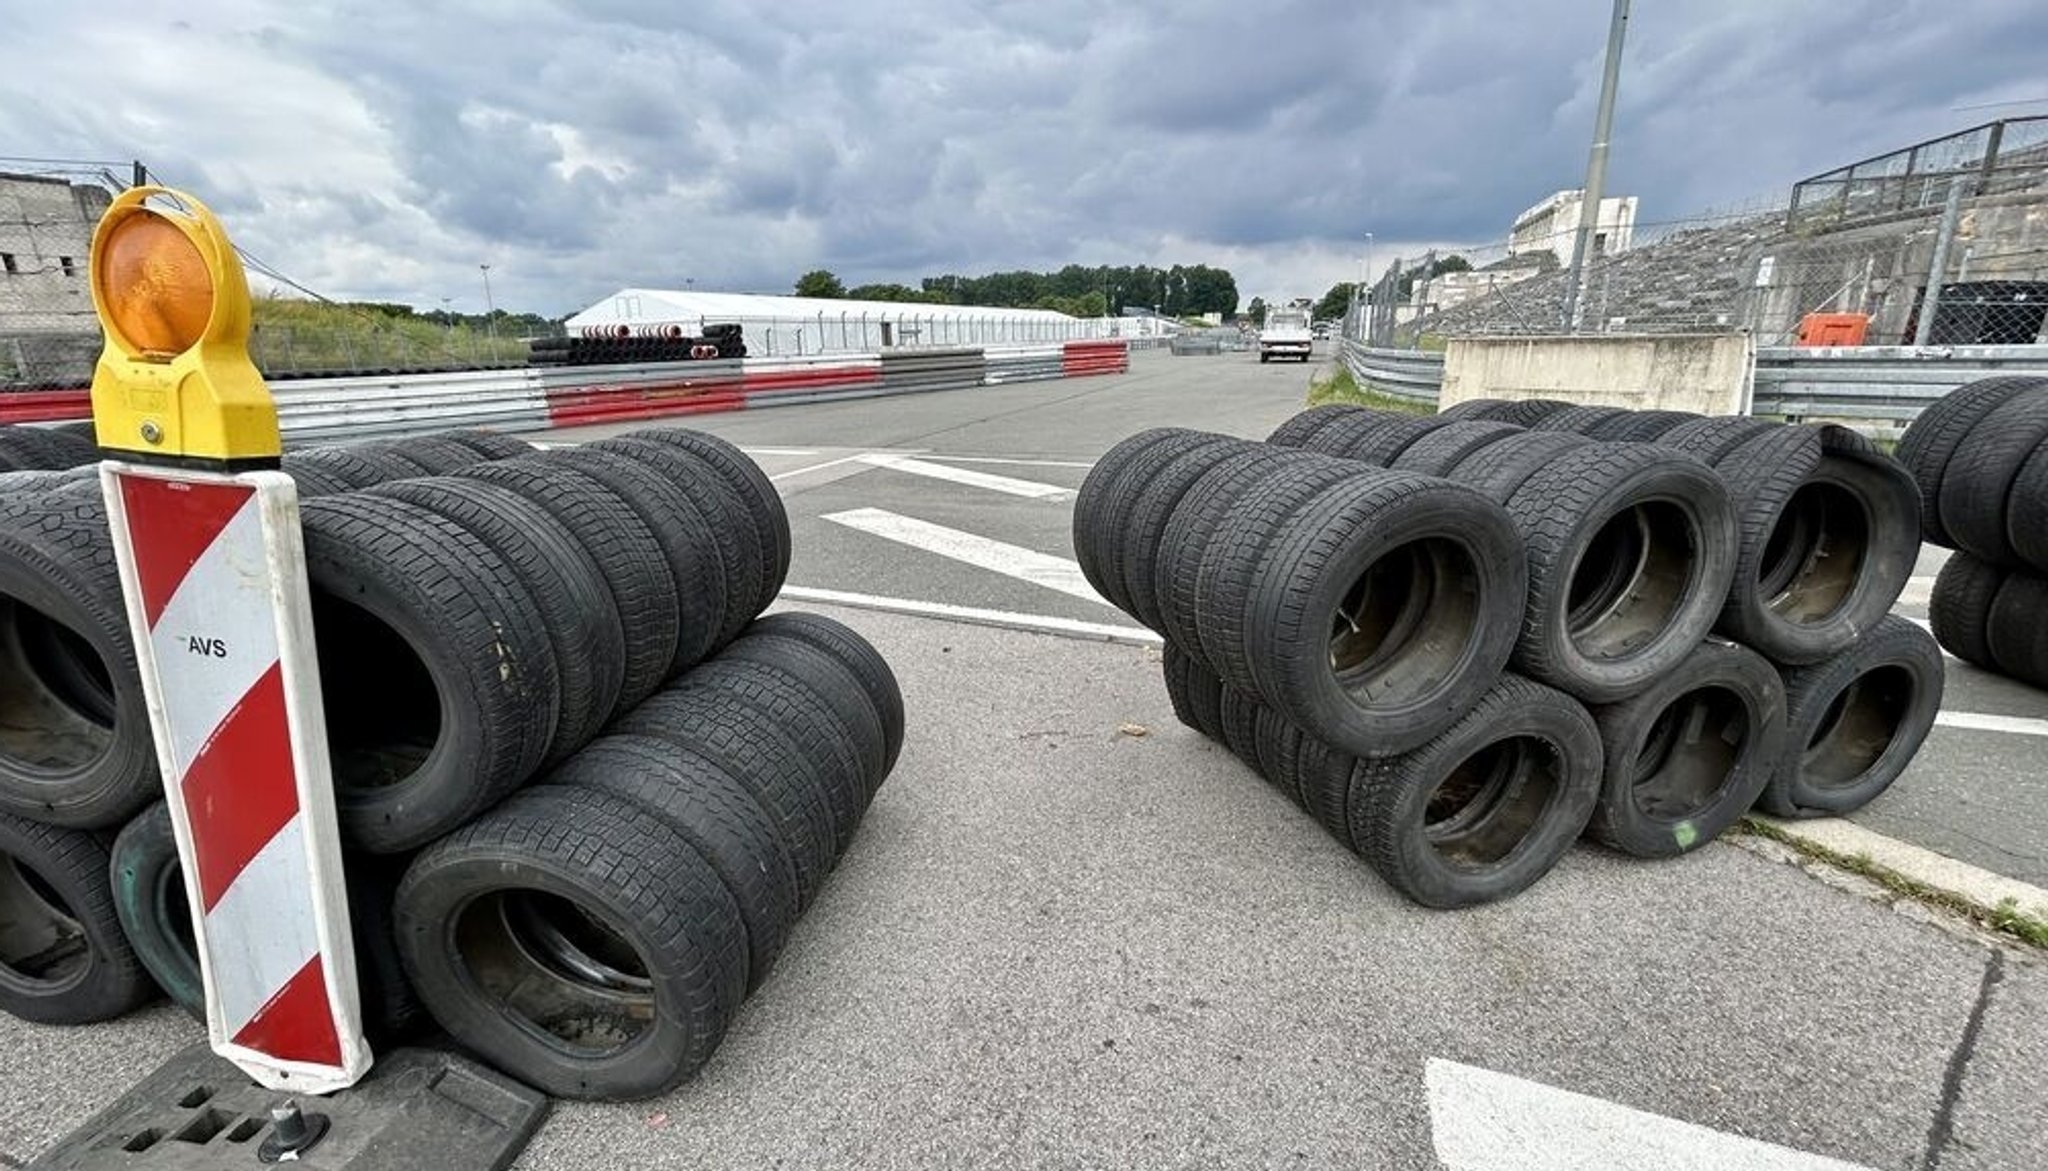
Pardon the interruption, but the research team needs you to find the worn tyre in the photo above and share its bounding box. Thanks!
[719,629,889,798]
[678,659,870,858]
[371,477,627,760]
[1298,411,1416,463]
[1502,442,1736,702]
[1347,675,1602,908]
[1468,398,1576,426]
[1928,553,2004,669]
[1586,640,1784,855]
[1117,436,1244,630]
[1533,405,1632,436]
[1938,391,2048,564]
[1077,430,1218,615]
[391,434,488,475]
[1987,572,2048,687]
[394,785,748,1101]
[547,736,797,992]
[1154,445,1310,652]
[1267,406,1364,447]
[744,612,904,778]
[443,430,535,461]
[1447,429,1593,503]
[621,428,791,609]
[1242,471,1526,758]
[0,497,156,828]
[2007,445,2048,572]
[1390,421,1524,477]
[1165,642,1224,740]
[1658,416,1782,466]
[0,810,154,1023]
[283,446,394,490]
[302,495,561,853]
[1711,424,1920,664]
[348,441,434,479]
[1758,616,1943,818]
[592,438,765,642]
[1587,410,1700,442]
[545,448,729,670]
[1894,375,2044,546]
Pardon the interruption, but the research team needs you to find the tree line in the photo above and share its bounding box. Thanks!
[794,263,1240,318]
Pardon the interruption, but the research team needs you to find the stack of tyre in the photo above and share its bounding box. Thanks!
[1897,376,2048,688]
[529,322,747,367]
[0,426,904,1102]
[1073,401,1937,908]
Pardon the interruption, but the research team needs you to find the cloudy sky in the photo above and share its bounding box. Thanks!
[4,0,2043,316]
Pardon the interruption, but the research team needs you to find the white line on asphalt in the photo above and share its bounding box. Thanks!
[738,447,821,456]
[855,453,1077,500]
[1426,1059,1874,1171]
[1753,815,2048,918]
[776,585,1161,647]
[1898,575,1936,607]
[770,453,878,482]
[1936,710,2048,737]
[920,454,1098,470]
[821,508,1110,604]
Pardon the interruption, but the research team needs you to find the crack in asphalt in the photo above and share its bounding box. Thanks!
[1920,949,2005,1170]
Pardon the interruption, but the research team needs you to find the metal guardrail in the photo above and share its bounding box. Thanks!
[1339,338,2048,427]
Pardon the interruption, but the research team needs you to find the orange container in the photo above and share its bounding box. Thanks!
[1796,312,1871,347]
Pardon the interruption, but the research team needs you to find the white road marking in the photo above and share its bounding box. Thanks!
[1936,710,2048,737]
[1426,1058,1874,1171]
[1752,815,2048,919]
[776,585,1160,646]
[819,508,1110,605]
[856,453,1076,500]
[1898,575,1935,607]
[770,453,880,482]
[921,454,1097,470]
[737,447,821,456]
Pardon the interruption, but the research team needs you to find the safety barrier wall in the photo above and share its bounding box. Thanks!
[7,340,1130,440]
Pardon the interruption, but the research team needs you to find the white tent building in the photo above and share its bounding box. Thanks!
[564,288,1167,357]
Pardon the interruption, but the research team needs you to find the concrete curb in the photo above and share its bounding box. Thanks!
[1750,815,2048,925]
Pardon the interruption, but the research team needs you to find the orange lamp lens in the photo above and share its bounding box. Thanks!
[98,212,215,356]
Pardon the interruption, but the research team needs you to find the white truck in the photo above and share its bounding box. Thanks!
[1258,305,1314,363]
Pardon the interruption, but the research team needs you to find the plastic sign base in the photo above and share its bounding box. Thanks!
[100,463,368,1093]
[27,1044,548,1170]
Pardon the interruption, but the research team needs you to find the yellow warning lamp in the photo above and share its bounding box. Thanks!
[88,186,281,467]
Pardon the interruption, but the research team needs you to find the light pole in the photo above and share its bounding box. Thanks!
[479,264,498,343]
[1560,0,1630,332]
[1360,232,1375,342]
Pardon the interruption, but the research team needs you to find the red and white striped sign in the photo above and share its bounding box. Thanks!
[102,464,369,1093]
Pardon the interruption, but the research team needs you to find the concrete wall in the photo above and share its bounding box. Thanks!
[1440,333,1754,414]
[0,174,108,330]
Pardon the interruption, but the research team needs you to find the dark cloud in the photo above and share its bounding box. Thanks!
[0,0,2040,312]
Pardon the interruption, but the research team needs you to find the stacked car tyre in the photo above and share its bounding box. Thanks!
[1084,403,1939,907]
[1903,376,2048,689]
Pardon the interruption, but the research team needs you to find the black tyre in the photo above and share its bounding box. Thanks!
[743,612,905,777]
[1074,429,1205,613]
[1928,553,2004,668]
[1297,411,1410,461]
[394,785,748,1101]
[1533,405,1631,435]
[1502,443,1736,702]
[1586,640,1784,855]
[302,495,561,853]
[1154,445,1310,652]
[546,736,797,992]
[1241,472,1526,758]
[720,630,889,798]
[390,435,488,475]
[1216,684,1263,772]
[1658,416,1781,466]
[1267,406,1363,447]
[1252,705,1309,811]
[543,448,729,670]
[1164,642,1224,740]
[1447,429,1593,503]
[1,810,153,1023]
[0,428,75,471]
[109,803,425,1038]
[1347,675,1602,908]
[1711,424,1920,665]
[1294,734,1359,844]
[619,429,790,608]
[2007,445,2048,573]
[1116,436,1244,629]
[675,659,870,858]
[370,477,627,760]
[443,430,536,461]
[615,684,841,910]
[455,458,679,708]
[590,438,764,642]
[1432,398,1507,422]
[347,442,434,479]
[1587,410,1701,442]
[34,427,100,469]
[1938,392,2048,564]
[0,497,155,829]
[1390,421,1524,477]
[1758,616,1943,818]
[282,461,359,499]
[1987,573,2048,687]
[1468,398,1577,426]
[1894,375,2044,546]
[1164,642,1199,732]
[282,447,393,491]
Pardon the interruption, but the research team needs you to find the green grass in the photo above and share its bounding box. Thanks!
[1739,817,2048,950]
[249,297,532,374]
[1305,364,1434,415]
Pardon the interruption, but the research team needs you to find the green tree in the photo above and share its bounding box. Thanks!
[795,269,846,298]
[1246,297,1268,327]
[1314,283,1355,322]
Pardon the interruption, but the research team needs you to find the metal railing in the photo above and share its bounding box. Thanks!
[1338,337,2048,428]
[1788,116,2048,231]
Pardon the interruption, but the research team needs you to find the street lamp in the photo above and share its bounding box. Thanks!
[479,264,498,343]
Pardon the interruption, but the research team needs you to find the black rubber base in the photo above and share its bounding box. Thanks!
[28,1044,548,1169]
